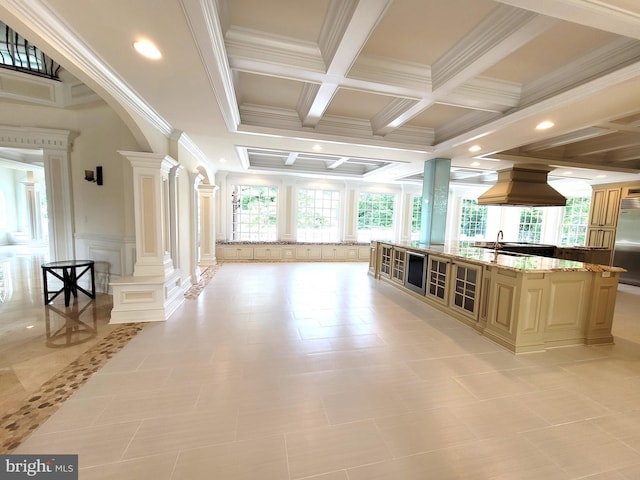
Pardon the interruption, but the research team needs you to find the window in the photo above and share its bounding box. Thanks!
[518,208,543,243]
[411,195,422,240]
[231,185,278,241]
[357,192,395,242]
[297,189,340,242]
[0,21,60,79]
[560,196,591,246]
[459,199,488,240]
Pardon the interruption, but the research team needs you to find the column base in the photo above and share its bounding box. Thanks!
[109,269,184,324]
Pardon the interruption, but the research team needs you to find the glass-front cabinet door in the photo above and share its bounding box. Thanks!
[391,248,406,284]
[380,244,392,278]
[451,261,482,320]
[426,255,450,305]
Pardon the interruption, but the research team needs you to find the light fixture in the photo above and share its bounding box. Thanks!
[468,145,481,153]
[219,158,227,163]
[536,120,555,130]
[133,39,162,59]
[84,166,103,185]
[471,161,481,167]
[312,144,322,152]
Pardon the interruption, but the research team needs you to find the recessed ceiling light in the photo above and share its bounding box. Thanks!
[468,145,481,152]
[26,325,34,329]
[536,120,555,130]
[563,171,573,175]
[312,144,322,152]
[471,161,481,167]
[219,158,227,163]
[596,174,607,178]
[133,39,162,59]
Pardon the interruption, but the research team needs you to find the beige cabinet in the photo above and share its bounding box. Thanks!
[219,245,254,260]
[450,261,482,321]
[587,187,621,253]
[379,244,393,278]
[587,228,616,251]
[254,246,282,260]
[589,188,621,227]
[391,248,406,284]
[296,245,323,260]
[426,255,450,305]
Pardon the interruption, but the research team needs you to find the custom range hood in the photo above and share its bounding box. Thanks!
[476,165,566,207]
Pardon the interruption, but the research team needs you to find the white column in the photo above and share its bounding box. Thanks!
[198,183,219,266]
[119,151,176,277]
[110,151,184,324]
[188,172,204,283]
[280,179,295,242]
[343,183,358,243]
[43,148,74,260]
[168,164,184,270]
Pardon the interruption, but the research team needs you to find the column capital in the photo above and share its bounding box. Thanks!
[118,150,178,174]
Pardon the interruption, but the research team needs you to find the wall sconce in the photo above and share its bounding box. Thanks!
[84,166,103,185]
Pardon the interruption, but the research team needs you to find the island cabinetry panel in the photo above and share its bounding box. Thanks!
[296,245,323,260]
[450,261,482,321]
[484,268,549,352]
[426,255,450,306]
[544,272,590,346]
[254,246,282,260]
[220,245,254,260]
[368,242,378,275]
[391,247,406,284]
[585,272,618,345]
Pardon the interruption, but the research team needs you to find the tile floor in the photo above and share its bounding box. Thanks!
[8,260,640,479]
[0,245,118,413]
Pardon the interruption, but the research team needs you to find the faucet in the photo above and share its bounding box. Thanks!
[494,230,504,254]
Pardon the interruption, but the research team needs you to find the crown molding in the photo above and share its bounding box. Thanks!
[1,0,173,137]
[180,0,241,132]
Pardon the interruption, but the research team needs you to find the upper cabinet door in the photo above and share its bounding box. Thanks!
[589,188,621,227]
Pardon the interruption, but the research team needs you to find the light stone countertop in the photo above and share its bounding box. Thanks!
[384,241,626,274]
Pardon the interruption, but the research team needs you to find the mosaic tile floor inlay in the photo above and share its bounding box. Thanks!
[0,323,145,453]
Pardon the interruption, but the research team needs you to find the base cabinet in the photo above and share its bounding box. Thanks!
[369,241,619,353]
[216,244,369,262]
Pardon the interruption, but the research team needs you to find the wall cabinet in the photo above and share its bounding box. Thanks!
[587,187,621,255]
[589,188,621,227]
[586,228,616,251]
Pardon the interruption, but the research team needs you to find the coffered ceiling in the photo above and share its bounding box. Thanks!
[1,0,640,186]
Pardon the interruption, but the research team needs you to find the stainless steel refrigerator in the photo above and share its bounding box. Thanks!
[613,197,640,286]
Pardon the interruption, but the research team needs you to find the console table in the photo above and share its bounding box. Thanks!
[41,260,96,307]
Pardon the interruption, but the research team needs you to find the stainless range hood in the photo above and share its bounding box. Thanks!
[476,165,566,207]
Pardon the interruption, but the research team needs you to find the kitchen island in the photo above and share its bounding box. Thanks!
[370,241,625,353]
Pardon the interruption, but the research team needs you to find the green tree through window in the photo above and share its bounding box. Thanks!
[231,185,278,241]
[357,192,395,242]
[460,199,487,240]
[560,196,590,245]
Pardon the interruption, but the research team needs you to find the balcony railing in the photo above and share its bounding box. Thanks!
[1,21,61,80]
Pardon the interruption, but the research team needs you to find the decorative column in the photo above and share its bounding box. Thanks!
[280,179,295,242]
[109,151,184,324]
[188,171,204,284]
[168,164,184,270]
[197,183,219,266]
[343,183,358,243]
[420,158,451,244]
